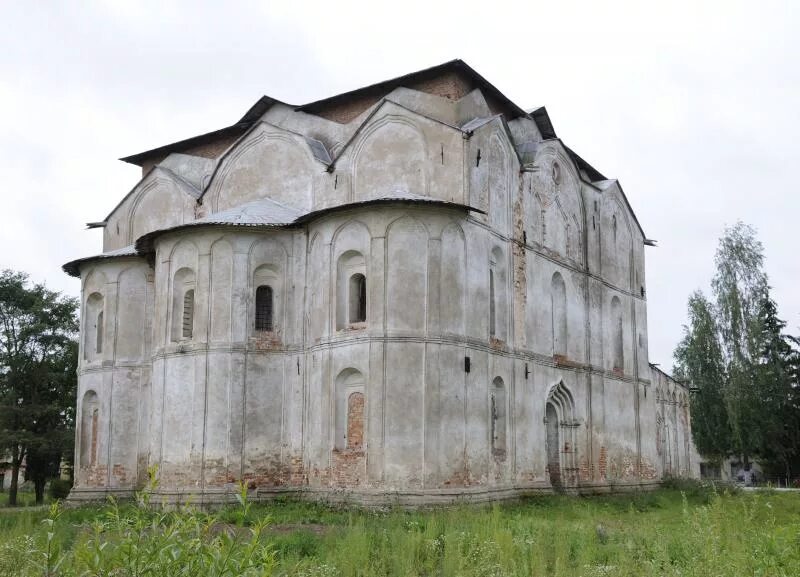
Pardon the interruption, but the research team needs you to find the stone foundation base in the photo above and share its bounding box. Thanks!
[68,480,662,508]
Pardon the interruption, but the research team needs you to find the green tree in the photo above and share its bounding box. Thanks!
[710,222,770,464]
[752,296,800,480]
[674,291,730,459]
[0,270,78,506]
[676,222,800,478]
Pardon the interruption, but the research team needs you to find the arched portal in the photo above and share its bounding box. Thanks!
[545,402,561,488]
[544,381,578,490]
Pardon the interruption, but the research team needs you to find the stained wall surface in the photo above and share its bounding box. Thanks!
[68,62,698,504]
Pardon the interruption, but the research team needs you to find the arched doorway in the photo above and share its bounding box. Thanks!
[545,402,561,488]
[544,381,578,490]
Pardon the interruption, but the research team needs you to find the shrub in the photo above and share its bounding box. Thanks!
[48,479,72,501]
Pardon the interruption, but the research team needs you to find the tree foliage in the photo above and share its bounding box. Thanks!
[0,270,78,505]
[674,222,800,478]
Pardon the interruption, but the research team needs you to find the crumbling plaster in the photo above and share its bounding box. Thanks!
[68,62,697,505]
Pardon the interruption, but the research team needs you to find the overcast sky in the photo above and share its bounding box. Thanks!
[1,0,797,369]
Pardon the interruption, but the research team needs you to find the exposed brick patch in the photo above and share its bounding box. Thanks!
[639,459,658,480]
[314,94,381,124]
[140,134,240,176]
[579,458,593,482]
[330,450,366,487]
[406,71,473,102]
[250,333,283,351]
[112,464,130,485]
[312,71,474,124]
[598,446,608,480]
[346,392,364,450]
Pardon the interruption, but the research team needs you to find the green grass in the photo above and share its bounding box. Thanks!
[1,484,799,576]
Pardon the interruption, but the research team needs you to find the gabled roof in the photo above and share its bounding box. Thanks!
[120,60,533,167]
[298,59,528,120]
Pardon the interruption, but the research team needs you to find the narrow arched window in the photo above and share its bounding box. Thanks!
[489,269,496,337]
[611,296,624,371]
[96,311,104,354]
[491,377,507,454]
[551,273,567,356]
[349,273,367,323]
[255,285,274,331]
[182,289,194,338]
[612,214,618,243]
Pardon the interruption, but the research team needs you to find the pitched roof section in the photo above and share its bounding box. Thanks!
[120,60,533,167]
[62,245,139,277]
[298,59,528,124]
[132,194,482,255]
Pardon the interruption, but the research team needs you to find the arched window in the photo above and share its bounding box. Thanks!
[95,311,104,355]
[171,267,196,342]
[182,289,195,338]
[491,377,507,454]
[255,285,274,331]
[84,292,104,361]
[611,296,624,371]
[349,273,367,323]
[551,272,567,357]
[612,214,618,243]
[336,251,366,330]
[489,269,496,337]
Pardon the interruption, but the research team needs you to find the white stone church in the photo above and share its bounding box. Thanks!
[64,60,697,504]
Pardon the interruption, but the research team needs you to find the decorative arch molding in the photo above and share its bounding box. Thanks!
[126,173,196,246]
[351,113,430,201]
[532,143,586,266]
[386,215,429,332]
[205,123,317,212]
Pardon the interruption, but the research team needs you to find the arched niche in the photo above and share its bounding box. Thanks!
[353,117,427,201]
[551,272,567,357]
[386,216,428,332]
[116,267,148,361]
[488,134,511,233]
[334,368,366,451]
[440,222,466,335]
[80,390,100,469]
[610,295,624,372]
[601,196,633,289]
[209,239,234,342]
[489,245,508,341]
[84,292,104,361]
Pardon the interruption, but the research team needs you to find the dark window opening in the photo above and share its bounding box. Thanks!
[182,289,194,338]
[255,285,274,331]
[349,273,367,323]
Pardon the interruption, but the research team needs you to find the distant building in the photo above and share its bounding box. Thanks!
[64,60,698,505]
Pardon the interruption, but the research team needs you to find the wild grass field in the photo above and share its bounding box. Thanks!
[1,481,798,577]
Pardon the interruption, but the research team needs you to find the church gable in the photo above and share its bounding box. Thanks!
[528,141,585,265]
[204,122,323,213]
[103,166,199,251]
